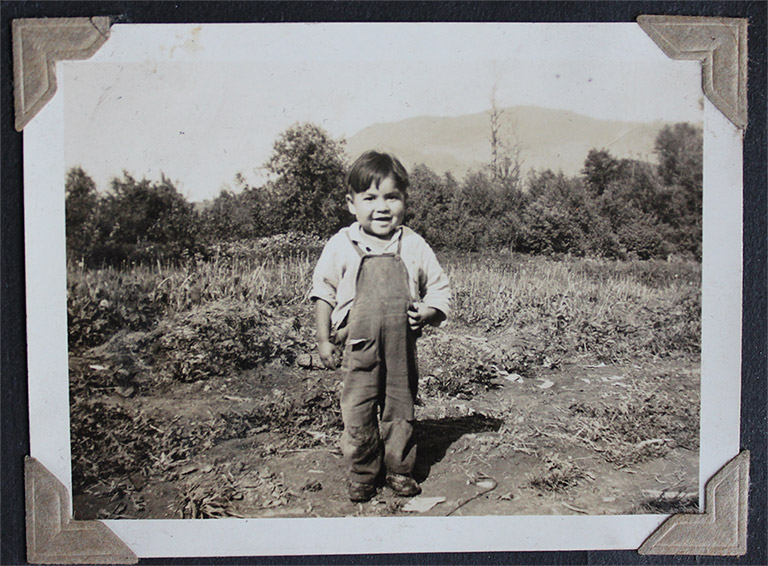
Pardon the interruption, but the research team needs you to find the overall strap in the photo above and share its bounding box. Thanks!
[345,231,366,258]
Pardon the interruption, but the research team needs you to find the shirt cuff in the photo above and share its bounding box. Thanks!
[423,300,450,324]
[309,291,336,308]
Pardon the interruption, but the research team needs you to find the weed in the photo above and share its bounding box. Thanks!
[207,233,324,262]
[175,471,245,519]
[635,492,699,514]
[67,253,315,354]
[528,454,586,493]
[151,300,310,383]
[566,372,699,465]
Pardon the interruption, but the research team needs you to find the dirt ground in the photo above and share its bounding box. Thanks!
[72,325,699,521]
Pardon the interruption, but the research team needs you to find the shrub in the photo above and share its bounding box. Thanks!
[89,173,202,266]
[151,300,310,383]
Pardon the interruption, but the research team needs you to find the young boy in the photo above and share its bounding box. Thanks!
[310,151,450,502]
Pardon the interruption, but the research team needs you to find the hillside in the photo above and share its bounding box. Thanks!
[347,106,672,179]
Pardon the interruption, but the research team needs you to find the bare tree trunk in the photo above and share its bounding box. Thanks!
[489,75,524,190]
[489,82,503,182]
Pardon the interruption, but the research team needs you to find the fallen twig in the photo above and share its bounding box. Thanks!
[634,438,672,449]
[445,477,498,516]
[561,501,588,514]
[276,447,340,455]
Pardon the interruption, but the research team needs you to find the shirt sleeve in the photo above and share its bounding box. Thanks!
[419,241,451,320]
[309,236,342,307]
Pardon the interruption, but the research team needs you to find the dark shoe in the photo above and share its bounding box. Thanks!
[386,473,421,497]
[348,481,377,502]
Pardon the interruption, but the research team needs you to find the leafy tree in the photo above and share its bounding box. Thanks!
[94,173,201,264]
[407,165,459,248]
[599,158,663,216]
[264,123,348,236]
[521,169,625,256]
[456,169,526,250]
[199,186,274,243]
[456,170,499,217]
[408,164,527,252]
[199,190,249,243]
[653,123,703,258]
[519,171,586,255]
[654,123,703,190]
[65,167,100,263]
[582,149,621,195]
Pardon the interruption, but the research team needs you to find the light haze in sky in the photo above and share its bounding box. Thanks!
[61,23,703,202]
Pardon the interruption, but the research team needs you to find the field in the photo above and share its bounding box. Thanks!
[68,237,701,519]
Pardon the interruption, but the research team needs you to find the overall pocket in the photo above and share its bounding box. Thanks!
[343,336,379,372]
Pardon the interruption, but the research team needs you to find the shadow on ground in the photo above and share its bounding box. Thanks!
[413,413,503,482]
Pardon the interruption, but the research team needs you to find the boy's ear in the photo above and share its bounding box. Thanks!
[345,193,356,214]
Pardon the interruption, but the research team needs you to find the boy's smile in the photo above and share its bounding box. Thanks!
[346,176,405,240]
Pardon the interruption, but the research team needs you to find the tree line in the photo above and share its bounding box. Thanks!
[66,121,702,267]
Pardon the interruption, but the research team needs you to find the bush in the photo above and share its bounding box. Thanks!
[151,300,310,383]
[67,170,204,267]
[198,188,269,243]
[67,267,169,351]
[103,173,201,264]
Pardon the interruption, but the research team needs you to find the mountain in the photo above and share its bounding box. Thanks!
[347,106,673,180]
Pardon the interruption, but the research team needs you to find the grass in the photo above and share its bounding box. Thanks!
[69,248,701,364]
[563,367,700,465]
[68,249,700,403]
[68,247,701,413]
[67,251,315,352]
[443,252,700,364]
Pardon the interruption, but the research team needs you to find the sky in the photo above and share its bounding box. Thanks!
[61,23,703,202]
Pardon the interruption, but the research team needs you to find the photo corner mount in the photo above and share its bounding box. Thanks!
[25,457,137,564]
[637,15,748,129]
[13,17,111,132]
[639,450,750,556]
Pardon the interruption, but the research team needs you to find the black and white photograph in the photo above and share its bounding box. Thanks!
[19,20,746,557]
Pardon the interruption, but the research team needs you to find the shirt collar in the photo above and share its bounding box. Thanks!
[348,222,402,252]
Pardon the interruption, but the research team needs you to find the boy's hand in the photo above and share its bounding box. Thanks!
[407,302,438,331]
[317,340,341,369]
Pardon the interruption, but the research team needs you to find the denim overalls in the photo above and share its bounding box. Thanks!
[339,231,418,485]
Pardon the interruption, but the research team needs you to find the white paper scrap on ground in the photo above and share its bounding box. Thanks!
[601,375,626,382]
[402,496,447,513]
[536,379,555,389]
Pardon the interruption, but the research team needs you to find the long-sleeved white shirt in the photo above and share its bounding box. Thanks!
[309,222,451,330]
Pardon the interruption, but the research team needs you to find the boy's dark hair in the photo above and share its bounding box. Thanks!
[347,151,409,194]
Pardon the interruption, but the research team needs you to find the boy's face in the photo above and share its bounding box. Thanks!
[346,176,405,240]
